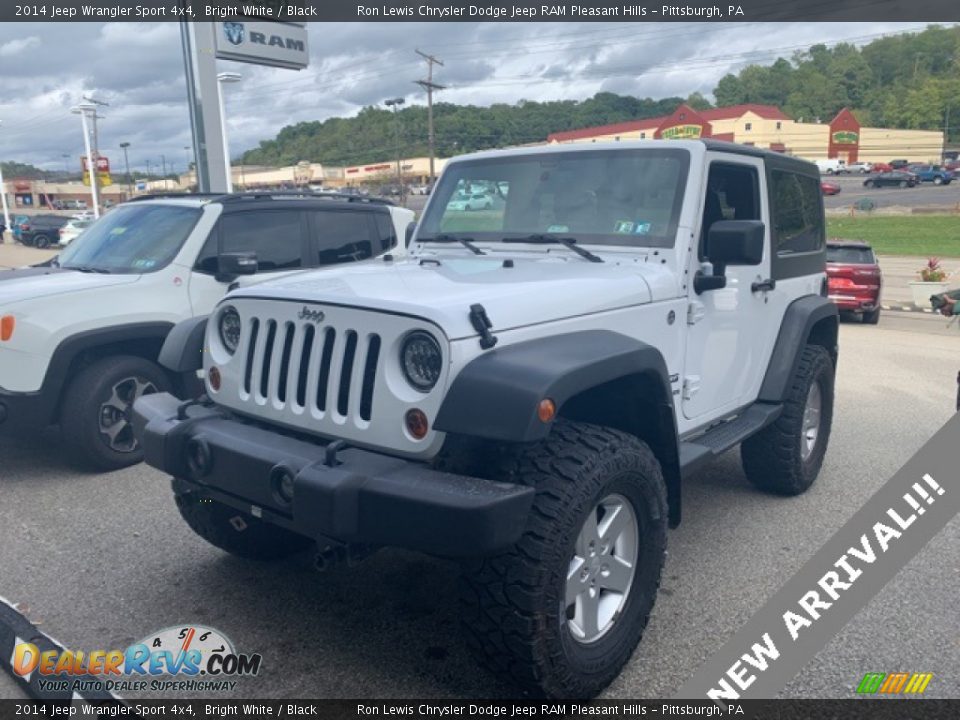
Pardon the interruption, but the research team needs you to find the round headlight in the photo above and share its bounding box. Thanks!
[218,306,242,354]
[400,331,442,392]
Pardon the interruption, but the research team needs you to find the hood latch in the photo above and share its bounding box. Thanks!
[469,304,498,350]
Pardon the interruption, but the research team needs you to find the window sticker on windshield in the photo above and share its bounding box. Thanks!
[547,224,569,233]
[614,220,634,234]
[110,227,127,235]
[633,222,652,235]
[132,259,156,269]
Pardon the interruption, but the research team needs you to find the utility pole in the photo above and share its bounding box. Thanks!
[162,154,167,190]
[414,49,445,184]
[71,102,101,218]
[120,142,132,198]
[83,96,108,215]
[385,97,405,203]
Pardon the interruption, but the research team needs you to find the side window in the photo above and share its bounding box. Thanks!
[312,210,374,265]
[220,211,305,272]
[770,171,824,255]
[700,162,760,259]
[373,212,398,252]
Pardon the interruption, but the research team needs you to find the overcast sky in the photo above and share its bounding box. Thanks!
[0,21,937,174]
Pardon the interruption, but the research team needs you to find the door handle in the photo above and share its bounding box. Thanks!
[751,278,776,293]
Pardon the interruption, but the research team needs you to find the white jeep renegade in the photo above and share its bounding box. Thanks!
[0,192,412,470]
[135,140,838,697]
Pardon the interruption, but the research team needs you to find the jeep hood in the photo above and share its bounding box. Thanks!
[0,266,141,306]
[229,256,675,339]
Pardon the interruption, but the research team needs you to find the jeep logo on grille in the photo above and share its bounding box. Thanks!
[297,307,325,323]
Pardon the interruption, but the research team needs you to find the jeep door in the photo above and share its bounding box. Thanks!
[188,209,310,315]
[682,156,780,422]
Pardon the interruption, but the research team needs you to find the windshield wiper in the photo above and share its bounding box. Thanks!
[64,265,111,274]
[419,234,486,255]
[501,234,603,263]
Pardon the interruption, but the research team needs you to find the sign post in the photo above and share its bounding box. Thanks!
[181,18,308,193]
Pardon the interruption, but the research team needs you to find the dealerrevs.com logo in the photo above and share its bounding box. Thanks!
[13,625,261,694]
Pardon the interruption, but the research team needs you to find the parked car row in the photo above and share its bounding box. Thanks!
[816,157,956,183]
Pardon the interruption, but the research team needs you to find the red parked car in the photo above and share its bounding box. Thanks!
[826,240,883,324]
[820,180,841,196]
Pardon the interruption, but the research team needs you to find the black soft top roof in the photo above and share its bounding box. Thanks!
[699,139,819,176]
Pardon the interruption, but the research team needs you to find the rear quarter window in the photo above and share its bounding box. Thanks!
[312,209,375,265]
[770,170,824,255]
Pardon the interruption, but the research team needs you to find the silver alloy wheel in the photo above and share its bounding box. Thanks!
[801,381,822,462]
[98,376,158,453]
[565,492,639,644]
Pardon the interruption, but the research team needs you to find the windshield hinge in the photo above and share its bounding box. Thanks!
[687,300,706,325]
[469,304,498,350]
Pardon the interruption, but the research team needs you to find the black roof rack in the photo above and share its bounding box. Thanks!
[218,191,395,206]
[127,192,227,203]
[128,190,395,206]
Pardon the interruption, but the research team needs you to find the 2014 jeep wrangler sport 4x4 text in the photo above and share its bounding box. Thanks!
[134,140,838,698]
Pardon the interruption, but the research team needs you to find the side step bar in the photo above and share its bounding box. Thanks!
[678,403,782,479]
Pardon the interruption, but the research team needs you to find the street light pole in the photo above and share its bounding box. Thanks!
[71,103,100,218]
[120,142,132,198]
[217,72,243,193]
[385,97,405,203]
[0,121,10,242]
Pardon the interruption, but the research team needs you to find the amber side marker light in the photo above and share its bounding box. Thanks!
[405,409,429,440]
[537,398,556,423]
[208,366,222,392]
[0,316,14,342]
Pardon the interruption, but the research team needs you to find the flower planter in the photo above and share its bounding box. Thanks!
[909,281,949,308]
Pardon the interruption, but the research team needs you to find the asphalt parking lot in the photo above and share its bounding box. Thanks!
[822,173,960,210]
[1,311,958,700]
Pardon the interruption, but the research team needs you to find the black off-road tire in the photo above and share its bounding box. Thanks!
[741,345,834,495]
[61,355,171,471]
[175,487,313,560]
[862,307,881,325]
[460,420,668,698]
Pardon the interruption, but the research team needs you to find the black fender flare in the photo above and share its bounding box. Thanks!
[758,294,839,403]
[159,316,209,373]
[435,330,682,525]
[28,322,175,427]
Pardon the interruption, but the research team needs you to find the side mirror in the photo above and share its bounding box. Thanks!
[695,220,764,294]
[405,221,417,247]
[216,251,258,282]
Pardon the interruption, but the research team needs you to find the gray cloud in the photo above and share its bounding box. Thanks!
[0,21,936,172]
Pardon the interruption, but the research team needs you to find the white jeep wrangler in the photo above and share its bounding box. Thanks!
[135,140,838,697]
[0,192,411,470]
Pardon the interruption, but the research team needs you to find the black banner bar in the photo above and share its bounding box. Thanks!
[2,0,958,23]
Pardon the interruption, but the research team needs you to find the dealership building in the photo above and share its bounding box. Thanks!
[547,103,944,164]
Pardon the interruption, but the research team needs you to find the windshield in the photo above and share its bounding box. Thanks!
[58,204,202,274]
[420,148,690,248]
[827,246,875,264]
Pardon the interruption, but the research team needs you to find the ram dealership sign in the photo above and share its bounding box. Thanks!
[214,21,309,70]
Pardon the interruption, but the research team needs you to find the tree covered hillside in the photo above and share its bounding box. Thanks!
[240,25,960,168]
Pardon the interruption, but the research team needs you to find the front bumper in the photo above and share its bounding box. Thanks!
[0,387,55,434]
[133,393,534,557]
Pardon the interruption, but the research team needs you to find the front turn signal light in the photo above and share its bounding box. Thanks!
[0,316,14,341]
